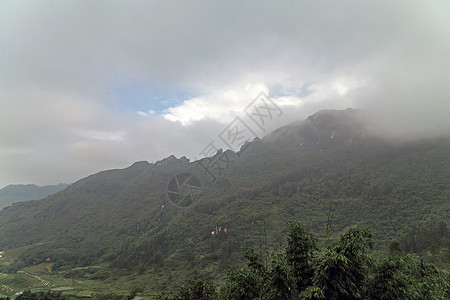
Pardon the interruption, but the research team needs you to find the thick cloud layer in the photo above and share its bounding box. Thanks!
[1,1,449,188]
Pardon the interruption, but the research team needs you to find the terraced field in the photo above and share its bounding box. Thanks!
[0,246,122,299]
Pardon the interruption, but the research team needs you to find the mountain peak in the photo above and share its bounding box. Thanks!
[266,108,367,149]
[129,161,151,167]
[155,155,190,166]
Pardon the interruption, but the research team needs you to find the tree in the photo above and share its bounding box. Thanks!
[368,255,420,300]
[219,267,262,300]
[285,223,317,292]
[15,290,68,300]
[158,278,217,300]
[178,278,217,300]
[159,223,450,300]
[308,228,373,300]
[368,254,450,300]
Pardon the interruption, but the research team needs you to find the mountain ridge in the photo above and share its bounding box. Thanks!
[0,108,448,293]
[0,183,69,210]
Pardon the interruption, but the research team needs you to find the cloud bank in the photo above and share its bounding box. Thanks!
[1,0,449,188]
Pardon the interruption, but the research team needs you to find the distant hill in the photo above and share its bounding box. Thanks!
[0,183,68,209]
[0,109,448,293]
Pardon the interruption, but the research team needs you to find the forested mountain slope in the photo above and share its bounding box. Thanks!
[0,109,448,292]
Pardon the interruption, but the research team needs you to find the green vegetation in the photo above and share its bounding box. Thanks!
[0,290,67,300]
[156,224,450,299]
[0,109,448,295]
[15,290,67,300]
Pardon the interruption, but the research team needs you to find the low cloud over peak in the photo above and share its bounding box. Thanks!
[1,0,449,188]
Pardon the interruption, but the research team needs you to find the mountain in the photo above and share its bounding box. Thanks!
[0,109,448,295]
[0,183,68,210]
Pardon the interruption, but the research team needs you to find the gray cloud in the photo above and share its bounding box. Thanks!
[1,0,449,188]
[0,1,419,90]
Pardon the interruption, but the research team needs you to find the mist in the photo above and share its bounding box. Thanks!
[1,0,449,188]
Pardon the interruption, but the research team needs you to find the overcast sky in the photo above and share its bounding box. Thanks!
[1,0,450,188]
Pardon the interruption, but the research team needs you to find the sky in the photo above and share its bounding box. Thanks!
[1,0,450,188]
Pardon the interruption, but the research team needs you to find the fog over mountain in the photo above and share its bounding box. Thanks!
[0,108,448,296]
[1,0,449,188]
